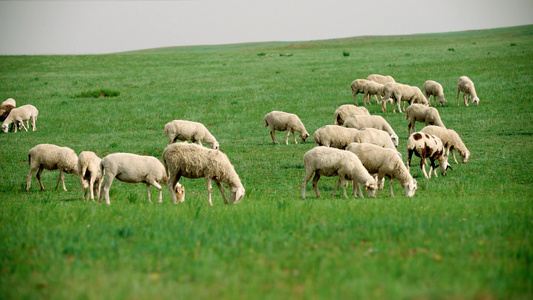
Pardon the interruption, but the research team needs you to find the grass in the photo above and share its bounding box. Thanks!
[0,25,532,299]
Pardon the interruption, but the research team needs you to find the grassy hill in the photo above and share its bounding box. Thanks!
[0,25,532,299]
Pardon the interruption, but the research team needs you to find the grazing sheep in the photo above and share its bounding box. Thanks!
[407,132,451,179]
[78,151,103,201]
[26,144,79,192]
[457,76,480,106]
[423,80,447,106]
[366,74,395,103]
[350,79,371,105]
[343,115,399,147]
[382,83,429,113]
[100,153,170,205]
[346,142,417,197]
[353,127,396,150]
[362,80,385,105]
[162,142,245,206]
[263,111,309,145]
[0,104,15,131]
[333,104,370,125]
[164,120,219,149]
[1,98,16,107]
[421,125,470,164]
[313,125,360,149]
[301,146,377,199]
[1,105,38,133]
[405,103,446,136]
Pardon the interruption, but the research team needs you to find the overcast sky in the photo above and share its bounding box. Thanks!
[0,0,532,55]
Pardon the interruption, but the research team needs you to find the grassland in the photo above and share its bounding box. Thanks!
[0,25,532,299]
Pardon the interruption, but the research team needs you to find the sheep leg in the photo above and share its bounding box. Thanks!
[206,178,214,206]
[26,166,39,192]
[36,167,46,190]
[451,150,459,165]
[388,177,395,198]
[167,173,184,204]
[301,170,315,199]
[331,178,348,198]
[292,130,298,144]
[311,173,322,198]
[215,181,228,204]
[464,94,469,107]
[355,181,365,198]
[95,178,102,201]
[100,174,115,205]
[31,116,36,131]
[420,158,429,179]
[89,176,96,201]
[285,130,291,145]
[55,170,67,191]
[457,89,461,106]
[270,130,278,144]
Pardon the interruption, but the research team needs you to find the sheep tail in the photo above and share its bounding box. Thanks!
[28,154,31,166]
[264,119,269,127]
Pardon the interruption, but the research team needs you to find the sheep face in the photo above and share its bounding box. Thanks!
[230,186,245,204]
[403,179,417,198]
[390,134,399,148]
[300,133,310,143]
[1,124,8,133]
[472,97,480,106]
[438,98,447,106]
[438,156,452,176]
[462,150,470,164]
[212,142,220,150]
[173,182,185,203]
[364,180,378,198]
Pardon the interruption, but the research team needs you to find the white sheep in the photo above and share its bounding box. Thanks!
[421,125,470,164]
[333,104,370,125]
[263,111,309,145]
[423,80,447,106]
[99,153,175,205]
[164,120,219,149]
[457,76,480,106]
[350,79,370,105]
[405,103,446,136]
[353,127,396,149]
[362,80,385,105]
[343,115,399,147]
[1,98,16,107]
[26,144,79,192]
[346,142,417,197]
[366,74,395,103]
[382,83,429,113]
[77,151,103,201]
[301,146,377,199]
[407,132,451,179]
[313,125,360,149]
[162,142,245,206]
[1,104,38,133]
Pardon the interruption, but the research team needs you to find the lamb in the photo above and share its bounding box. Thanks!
[1,104,38,133]
[421,125,470,164]
[350,79,370,105]
[381,83,429,113]
[162,142,245,206]
[333,104,370,125]
[26,144,79,192]
[366,74,395,103]
[313,125,360,149]
[407,132,451,179]
[457,76,480,106]
[346,142,417,197]
[99,153,175,205]
[77,151,103,201]
[164,120,219,149]
[405,103,446,136]
[362,80,385,105]
[263,111,309,145]
[423,80,447,106]
[1,98,16,107]
[343,115,399,147]
[301,146,377,199]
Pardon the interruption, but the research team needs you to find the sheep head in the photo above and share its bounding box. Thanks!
[390,134,399,148]
[403,179,417,198]
[230,186,245,204]
[472,97,480,106]
[363,179,378,198]
[173,182,185,203]
[461,150,470,164]
[1,124,8,133]
[300,132,310,143]
[212,142,220,150]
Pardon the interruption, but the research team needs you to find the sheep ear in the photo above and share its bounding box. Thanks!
[446,164,453,171]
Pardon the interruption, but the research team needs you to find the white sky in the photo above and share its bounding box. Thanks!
[0,0,532,55]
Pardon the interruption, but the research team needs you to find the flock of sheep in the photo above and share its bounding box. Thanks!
[3,73,477,205]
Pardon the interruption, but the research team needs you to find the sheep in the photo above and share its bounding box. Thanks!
[1,104,38,133]
[350,79,370,105]
[263,111,309,145]
[162,142,245,206]
[26,144,79,192]
[421,125,470,164]
[99,153,172,205]
[164,120,219,149]
[362,80,385,105]
[333,104,370,125]
[407,132,451,179]
[313,125,360,149]
[366,74,395,103]
[423,80,447,106]
[0,104,15,131]
[353,127,396,149]
[457,76,480,106]
[343,115,399,147]
[1,98,16,107]
[382,83,429,113]
[77,151,103,201]
[405,103,446,136]
[346,142,417,197]
[301,146,377,199]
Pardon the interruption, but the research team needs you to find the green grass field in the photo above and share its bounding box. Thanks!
[1,25,532,299]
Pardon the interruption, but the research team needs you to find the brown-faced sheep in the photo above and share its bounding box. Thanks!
[407,132,451,179]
